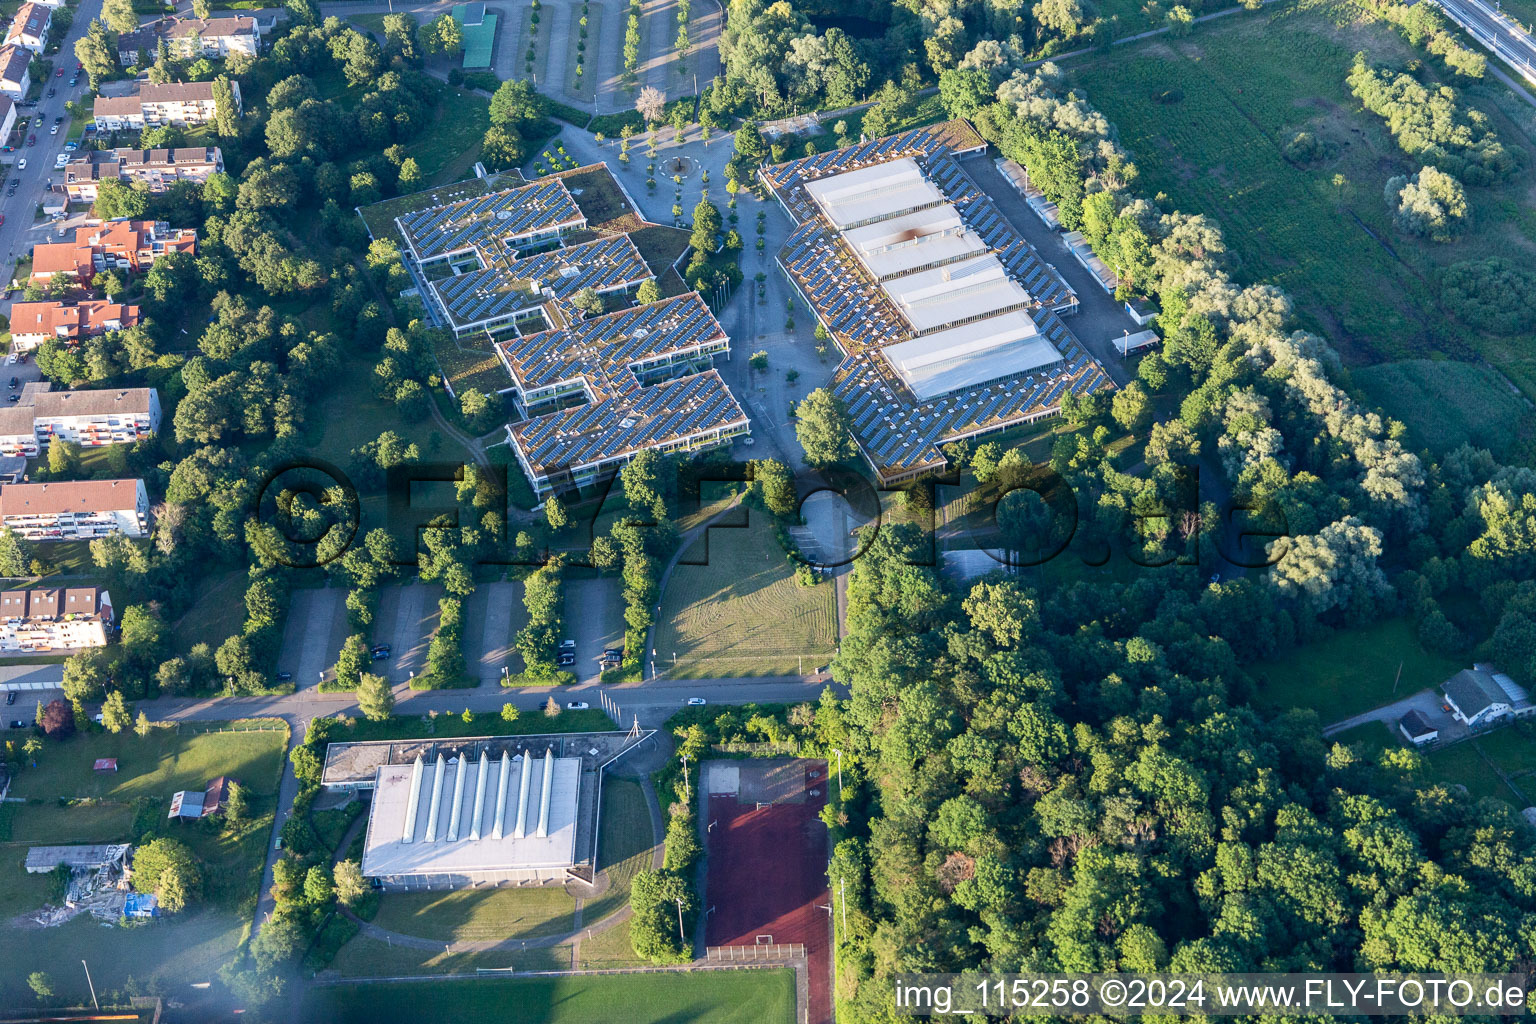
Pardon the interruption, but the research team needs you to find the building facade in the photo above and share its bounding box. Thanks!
[7,299,142,351]
[4,3,49,53]
[30,220,197,282]
[0,385,161,457]
[0,586,114,651]
[0,94,14,147]
[0,44,28,99]
[92,81,240,132]
[0,478,150,540]
[118,16,260,64]
[63,148,225,202]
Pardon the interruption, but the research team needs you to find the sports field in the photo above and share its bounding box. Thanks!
[1067,0,1536,419]
[1248,617,1466,719]
[653,516,838,678]
[307,970,796,1023]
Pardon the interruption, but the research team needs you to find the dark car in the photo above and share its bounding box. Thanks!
[5,691,15,705]
[557,652,576,667]
[6,396,19,403]
[275,671,293,682]
[47,88,55,97]
[10,719,25,728]
[8,378,17,389]
[371,648,390,660]
[602,647,623,659]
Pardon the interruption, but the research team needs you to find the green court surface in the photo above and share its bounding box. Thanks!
[453,4,498,69]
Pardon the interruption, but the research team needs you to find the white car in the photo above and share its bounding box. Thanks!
[16,158,24,170]
[559,639,576,649]
[49,125,58,135]
[566,701,589,710]
[54,153,67,169]
[686,697,707,706]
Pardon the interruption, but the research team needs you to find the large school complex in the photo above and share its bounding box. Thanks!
[763,122,1115,485]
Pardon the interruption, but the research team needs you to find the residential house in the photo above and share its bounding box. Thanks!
[1398,710,1438,746]
[169,776,239,819]
[0,94,14,147]
[91,80,240,131]
[63,147,225,202]
[0,44,29,100]
[29,220,197,282]
[0,478,150,539]
[1442,665,1531,729]
[0,384,161,457]
[7,299,141,351]
[167,16,260,59]
[4,3,50,54]
[0,586,114,651]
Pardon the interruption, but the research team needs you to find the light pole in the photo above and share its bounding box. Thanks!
[81,960,99,1011]
[676,897,686,943]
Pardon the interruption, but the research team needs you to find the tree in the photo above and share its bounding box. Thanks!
[134,710,152,737]
[481,125,526,168]
[0,526,32,577]
[356,671,394,722]
[939,67,995,119]
[636,279,662,304]
[334,859,368,906]
[500,702,521,724]
[545,494,568,531]
[100,690,132,734]
[192,0,212,18]
[795,388,855,466]
[1111,381,1151,433]
[39,699,74,739]
[212,76,241,138]
[224,780,248,825]
[489,78,546,131]
[333,634,369,690]
[382,12,418,61]
[423,13,462,56]
[1385,165,1468,242]
[690,198,721,256]
[635,86,666,124]
[572,286,605,317]
[131,838,201,912]
[102,0,138,35]
[1167,4,1195,34]
[26,972,53,1002]
[303,864,334,905]
[76,24,116,96]
[544,695,561,717]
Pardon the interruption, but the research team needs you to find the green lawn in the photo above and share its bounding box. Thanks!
[1427,741,1511,802]
[1067,0,1536,415]
[1248,617,1466,720]
[654,515,838,678]
[1352,360,1532,457]
[306,970,797,1024]
[583,777,657,925]
[370,884,577,943]
[7,722,287,802]
[170,567,251,655]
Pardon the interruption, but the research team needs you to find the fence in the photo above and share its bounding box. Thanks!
[706,944,806,962]
[174,719,288,736]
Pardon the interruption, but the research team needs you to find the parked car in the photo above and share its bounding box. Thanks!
[5,691,15,705]
[7,395,20,403]
[9,377,18,389]
[686,697,707,706]
[602,647,623,659]
[46,88,54,97]
[49,125,57,135]
[275,671,293,683]
[371,643,391,655]
[9,720,25,729]
[557,652,576,667]
[55,68,63,77]
[559,639,576,650]
[54,153,66,169]
[372,648,390,661]
[566,701,589,710]
[16,158,24,170]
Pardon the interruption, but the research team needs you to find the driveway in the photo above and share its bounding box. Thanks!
[371,582,443,684]
[1322,687,1467,743]
[275,587,349,688]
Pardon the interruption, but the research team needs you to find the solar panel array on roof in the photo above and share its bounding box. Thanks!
[763,130,1115,483]
[432,234,652,332]
[397,178,584,260]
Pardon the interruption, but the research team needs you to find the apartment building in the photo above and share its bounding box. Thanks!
[7,299,142,352]
[63,147,225,202]
[30,220,197,282]
[0,587,115,652]
[4,3,49,54]
[0,478,150,540]
[0,385,161,457]
[0,94,14,147]
[0,44,29,100]
[119,16,260,63]
[92,80,241,131]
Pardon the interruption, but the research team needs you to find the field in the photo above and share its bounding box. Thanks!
[1248,617,1467,719]
[0,723,287,1006]
[1353,359,1531,456]
[306,970,797,1024]
[1067,0,1536,429]
[583,776,657,924]
[371,885,578,943]
[1429,725,1536,803]
[653,516,838,678]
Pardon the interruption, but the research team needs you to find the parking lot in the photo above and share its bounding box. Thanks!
[566,575,623,684]
[275,588,349,689]
[371,583,443,684]
[463,580,525,683]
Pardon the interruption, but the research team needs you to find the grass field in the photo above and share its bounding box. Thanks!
[306,970,797,1024]
[169,568,250,655]
[324,937,573,978]
[583,777,657,924]
[1352,360,1531,457]
[1067,0,1536,421]
[654,516,838,678]
[371,885,578,943]
[1248,617,1467,719]
[1431,725,1536,804]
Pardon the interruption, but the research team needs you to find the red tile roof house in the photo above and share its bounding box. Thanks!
[29,220,197,283]
[8,299,141,351]
[0,478,150,540]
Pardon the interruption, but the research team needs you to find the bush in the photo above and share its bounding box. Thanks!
[1442,258,1536,335]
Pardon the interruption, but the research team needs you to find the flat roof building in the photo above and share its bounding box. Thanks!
[842,205,987,281]
[803,157,944,229]
[362,749,582,888]
[880,310,1062,402]
[880,254,1034,334]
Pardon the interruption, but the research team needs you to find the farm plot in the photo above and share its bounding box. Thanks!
[653,516,837,678]
[1067,0,1536,412]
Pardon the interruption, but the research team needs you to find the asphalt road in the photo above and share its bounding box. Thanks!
[1431,0,1536,85]
[1,0,101,292]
